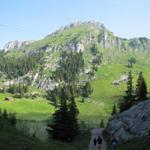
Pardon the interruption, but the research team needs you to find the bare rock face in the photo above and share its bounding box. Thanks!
[35,77,59,90]
[4,40,34,52]
[47,21,105,37]
[107,100,150,141]
[45,21,150,53]
[3,21,150,53]
[112,75,128,85]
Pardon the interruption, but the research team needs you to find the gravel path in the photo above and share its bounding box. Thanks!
[88,128,107,150]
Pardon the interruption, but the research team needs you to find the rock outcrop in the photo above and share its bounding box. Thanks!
[47,21,105,37]
[4,40,34,52]
[35,78,59,90]
[4,72,38,86]
[112,75,128,85]
[3,21,150,53]
[46,21,150,52]
[107,100,150,141]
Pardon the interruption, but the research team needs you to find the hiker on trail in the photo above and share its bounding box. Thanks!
[93,137,97,149]
[111,137,118,150]
[93,137,97,145]
[96,136,102,150]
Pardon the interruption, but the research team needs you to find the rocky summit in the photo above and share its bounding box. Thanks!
[39,22,150,52]
[3,21,150,53]
[107,100,150,141]
[3,40,34,52]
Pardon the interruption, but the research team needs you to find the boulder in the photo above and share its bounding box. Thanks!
[107,100,150,141]
[112,75,128,86]
[112,80,120,85]
[4,97,13,101]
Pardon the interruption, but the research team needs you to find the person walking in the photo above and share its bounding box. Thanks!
[93,137,97,149]
[96,136,102,150]
[111,137,118,150]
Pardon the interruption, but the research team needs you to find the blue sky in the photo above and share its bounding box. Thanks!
[0,0,150,48]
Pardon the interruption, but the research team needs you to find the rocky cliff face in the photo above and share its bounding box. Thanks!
[4,21,150,52]
[128,37,150,51]
[107,100,150,141]
[3,21,150,53]
[4,40,34,52]
[47,21,105,37]
[46,21,150,52]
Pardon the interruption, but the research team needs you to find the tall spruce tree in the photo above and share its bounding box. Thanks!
[81,82,93,98]
[67,96,79,141]
[90,44,98,55]
[135,72,148,102]
[46,85,79,142]
[119,71,134,112]
[53,50,84,83]
[47,87,60,107]
[100,119,104,128]
[47,92,69,141]
[111,104,117,116]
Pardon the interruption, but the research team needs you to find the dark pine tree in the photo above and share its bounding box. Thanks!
[100,119,104,128]
[90,44,98,55]
[81,82,93,98]
[47,96,69,142]
[8,113,17,126]
[46,86,79,142]
[119,71,135,112]
[67,96,79,141]
[0,109,16,127]
[2,109,8,120]
[135,72,148,102]
[47,87,59,107]
[111,104,117,116]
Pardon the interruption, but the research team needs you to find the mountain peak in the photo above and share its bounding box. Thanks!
[47,21,106,37]
[66,21,105,29]
[3,21,150,53]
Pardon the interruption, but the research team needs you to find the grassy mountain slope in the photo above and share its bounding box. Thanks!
[1,51,150,124]
[1,21,150,125]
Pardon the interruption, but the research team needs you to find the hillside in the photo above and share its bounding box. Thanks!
[2,21,150,90]
[4,21,150,53]
[0,21,150,141]
[107,100,150,140]
[104,100,150,150]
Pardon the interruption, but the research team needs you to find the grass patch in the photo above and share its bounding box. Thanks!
[0,123,91,150]
[0,96,55,120]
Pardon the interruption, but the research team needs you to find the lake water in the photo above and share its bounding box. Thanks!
[16,120,49,141]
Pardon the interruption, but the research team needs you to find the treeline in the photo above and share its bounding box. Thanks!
[7,83,29,98]
[0,52,44,79]
[47,81,93,106]
[0,109,16,127]
[112,71,148,114]
[46,50,94,142]
[47,50,93,106]
[47,84,77,106]
[80,82,93,99]
[120,71,148,112]
[90,44,103,65]
[52,50,84,83]
[47,85,79,142]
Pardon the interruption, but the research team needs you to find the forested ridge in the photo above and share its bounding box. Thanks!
[0,51,44,79]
